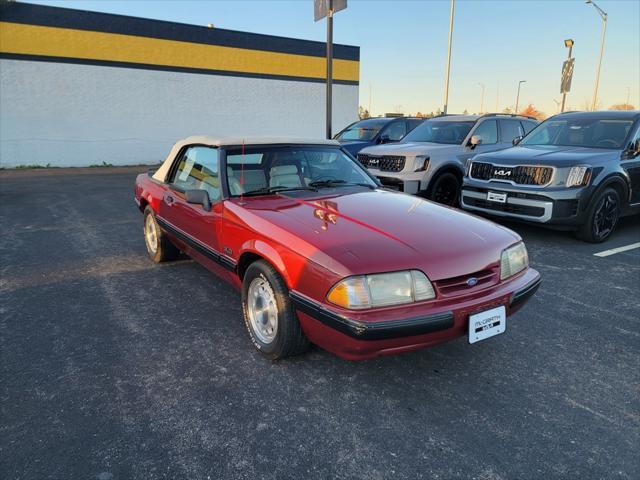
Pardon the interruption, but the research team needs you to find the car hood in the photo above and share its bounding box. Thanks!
[360,142,461,157]
[232,189,519,281]
[475,145,619,167]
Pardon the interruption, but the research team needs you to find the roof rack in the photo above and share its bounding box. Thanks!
[478,113,538,121]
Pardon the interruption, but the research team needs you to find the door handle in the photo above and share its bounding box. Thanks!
[164,193,175,205]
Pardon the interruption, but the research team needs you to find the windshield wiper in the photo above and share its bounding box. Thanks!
[308,179,376,189]
[241,185,317,197]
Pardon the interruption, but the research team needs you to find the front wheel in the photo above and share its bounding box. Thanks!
[241,260,310,359]
[576,188,621,243]
[427,172,461,207]
[143,206,179,262]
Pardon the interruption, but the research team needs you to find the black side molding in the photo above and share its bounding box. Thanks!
[290,291,454,341]
[510,275,541,308]
[155,216,236,273]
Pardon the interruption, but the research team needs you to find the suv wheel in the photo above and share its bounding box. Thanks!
[577,188,621,243]
[241,260,310,359]
[428,172,461,207]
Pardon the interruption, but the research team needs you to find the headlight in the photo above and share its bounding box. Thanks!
[464,158,474,176]
[566,165,591,187]
[500,242,529,280]
[327,270,435,309]
[414,155,430,172]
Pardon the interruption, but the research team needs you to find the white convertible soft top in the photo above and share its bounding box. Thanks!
[152,135,340,182]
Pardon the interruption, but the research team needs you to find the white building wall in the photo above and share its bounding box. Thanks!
[0,59,358,167]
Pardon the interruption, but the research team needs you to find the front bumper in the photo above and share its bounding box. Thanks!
[461,181,594,227]
[291,268,540,360]
[367,168,429,195]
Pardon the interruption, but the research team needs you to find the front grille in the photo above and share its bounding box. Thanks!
[434,269,498,296]
[471,162,553,186]
[463,196,545,217]
[357,154,406,172]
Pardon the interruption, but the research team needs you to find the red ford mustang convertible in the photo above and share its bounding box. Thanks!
[135,137,540,360]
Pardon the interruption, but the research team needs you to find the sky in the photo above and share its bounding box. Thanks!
[25,0,640,117]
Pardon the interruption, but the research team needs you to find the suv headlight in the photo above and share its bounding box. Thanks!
[566,165,591,187]
[464,158,474,176]
[327,270,436,309]
[500,242,529,280]
[414,155,430,172]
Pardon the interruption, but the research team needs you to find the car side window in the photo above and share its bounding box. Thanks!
[500,120,523,143]
[521,120,537,134]
[170,146,220,201]
[473,120,498,144]
[384,121,407,141]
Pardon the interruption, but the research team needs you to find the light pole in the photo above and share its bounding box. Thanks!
[553,99,561,114]
[477,83,485,113]
[561,39,574,112]
[515,80,526,114]
[443,0,455,114]
[586,0,607,111]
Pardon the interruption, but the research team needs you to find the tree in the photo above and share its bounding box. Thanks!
[358,106,371,120]
[609,103,635,111]
[462,109,469,115]
[518,104,545,120]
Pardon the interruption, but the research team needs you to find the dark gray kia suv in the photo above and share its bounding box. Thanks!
[461,111,640,242]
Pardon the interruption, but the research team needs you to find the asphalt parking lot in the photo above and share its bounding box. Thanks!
[1,167,639,480]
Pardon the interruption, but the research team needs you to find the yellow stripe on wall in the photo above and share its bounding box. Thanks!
[0,22,359,82]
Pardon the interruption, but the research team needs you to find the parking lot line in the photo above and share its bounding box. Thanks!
[593,242,640,257]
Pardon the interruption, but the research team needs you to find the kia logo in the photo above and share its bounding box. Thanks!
[493,169,512,176]
[369,158,380,165]
[466,277,478,287]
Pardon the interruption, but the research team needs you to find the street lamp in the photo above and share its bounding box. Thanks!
[515,80,526,114]
[585,0,607,111]
[443,0,455,114]
[477,83,485,113]
[561,39,574,112]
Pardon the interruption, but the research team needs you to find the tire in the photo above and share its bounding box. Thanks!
[576,188,621,243]
[143,206,179,262]
[427,172,461,207]
[241,260,310,359]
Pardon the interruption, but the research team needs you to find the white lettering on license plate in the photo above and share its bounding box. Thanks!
[468,306,506,343]
[487,191,507,203]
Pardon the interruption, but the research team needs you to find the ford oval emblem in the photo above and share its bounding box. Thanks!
[466,277,478,287]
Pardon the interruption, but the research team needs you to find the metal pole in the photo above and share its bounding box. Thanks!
[515,80,525,114]
[561,43,573,112]
[478,83,485,113]
[626,86,630,107]
[443,0,455,114]
[587,1,607,111]
[326,0,333,139]
[495,81,499,112]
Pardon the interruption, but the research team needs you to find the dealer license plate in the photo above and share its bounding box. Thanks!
[468,306,506,344]
[487,191,507,203]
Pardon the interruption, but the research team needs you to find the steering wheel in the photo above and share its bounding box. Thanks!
[596,139,618,148]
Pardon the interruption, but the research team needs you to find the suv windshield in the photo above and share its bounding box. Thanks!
[335,119,390,141]
[225,146,377,196]
[521,118,634,149]
[402,120,474,144]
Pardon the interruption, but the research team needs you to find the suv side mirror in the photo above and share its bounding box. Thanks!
[185,189,211,211]
[512,135,524,146]
[469,135,482,149]
[378,134,392,144]
[624,139,640,158]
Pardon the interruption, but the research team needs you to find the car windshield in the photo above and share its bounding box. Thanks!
[225,146,377,197]
[520,118,634,149]
[401,120,474,144]
[335,119,389,141]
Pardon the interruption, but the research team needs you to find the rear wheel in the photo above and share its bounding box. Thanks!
[428,172,461,207]
[143,206,179,262]
[241,260,309,359]
[577,188,621,243]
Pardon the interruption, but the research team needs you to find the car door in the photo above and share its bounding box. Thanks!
[621,127,640,204]
[158,145,227,273]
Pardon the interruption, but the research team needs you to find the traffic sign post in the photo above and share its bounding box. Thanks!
[315,0,347,139]
[560,40,574,113]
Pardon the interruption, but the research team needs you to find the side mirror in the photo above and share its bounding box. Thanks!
[469,135,482,149]
[624,139,640,158]
[378,134,392,144]
[185,189,211,211]
[512,135,524,146]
